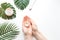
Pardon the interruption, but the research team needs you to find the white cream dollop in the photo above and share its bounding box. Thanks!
[24,21,30,27]
[5,8,14,16]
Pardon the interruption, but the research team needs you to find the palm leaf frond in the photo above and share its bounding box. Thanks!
[0,23,19,40]
[1,3,16,19]
[14,0,30,10]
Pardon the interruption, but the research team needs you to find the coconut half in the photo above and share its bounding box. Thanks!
[5,8,14,16]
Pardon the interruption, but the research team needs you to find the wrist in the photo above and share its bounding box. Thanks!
[33,31,47,40]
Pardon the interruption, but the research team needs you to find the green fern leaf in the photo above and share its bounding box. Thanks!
[14,0,30,10]
[0,8,4,17]
[0,22,19,40]
[1,3,16,19]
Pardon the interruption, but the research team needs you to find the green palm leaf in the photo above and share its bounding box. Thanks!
[0,8,4,17]
[0,22,19,40]
[0,3,16,19]
[14,0,30,10]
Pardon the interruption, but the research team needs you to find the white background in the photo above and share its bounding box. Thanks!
[0,0,60,40]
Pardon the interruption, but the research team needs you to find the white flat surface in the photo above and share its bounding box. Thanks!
[0,0,60,40]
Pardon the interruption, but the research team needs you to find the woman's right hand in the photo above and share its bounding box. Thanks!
[30,17,47,40]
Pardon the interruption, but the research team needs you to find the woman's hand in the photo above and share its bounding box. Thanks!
[30,17,47,40]
[22,16,32,40]
[22,16,47,40]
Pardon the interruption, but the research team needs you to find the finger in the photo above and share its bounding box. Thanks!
[22,16,32,31]
[23,16,31,28]
[29,18,38,31]
[22,21,32,35]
